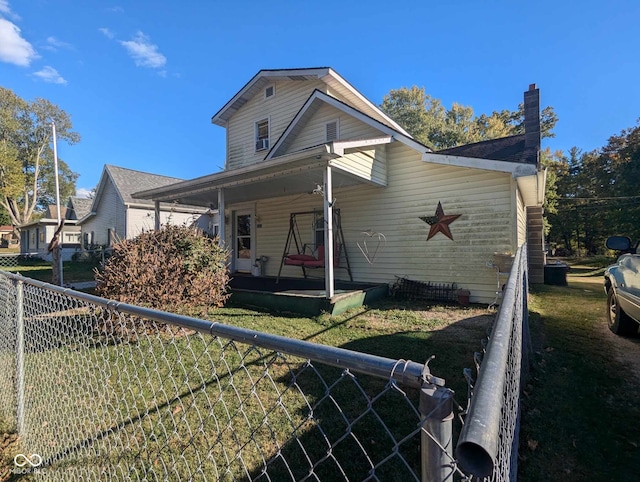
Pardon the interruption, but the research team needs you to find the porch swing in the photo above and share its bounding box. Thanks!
[277,209,353,282]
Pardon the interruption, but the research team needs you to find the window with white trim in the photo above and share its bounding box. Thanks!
[264,85,275,99]
[255,118,269,151]
[325,119,339,142]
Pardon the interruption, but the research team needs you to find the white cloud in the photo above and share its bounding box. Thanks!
[0,0,20,21]
[75,188,93,199]
[33,66,67,84]
[119,31,166,69]
[0,18,37,66]
[98,27,114,39]
[45,36,73,51]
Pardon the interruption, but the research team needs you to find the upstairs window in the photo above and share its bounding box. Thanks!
[255,118,269,151]
[325,119,339,142]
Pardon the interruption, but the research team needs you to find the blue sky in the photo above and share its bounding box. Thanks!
[1,0,639,197]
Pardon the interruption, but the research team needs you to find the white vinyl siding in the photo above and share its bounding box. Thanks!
[81,178,123,246]
[226,79,326,170]
[126,208,203,239]
[225,143,517,304]
[331,147,387,186]
[284,104,384,155]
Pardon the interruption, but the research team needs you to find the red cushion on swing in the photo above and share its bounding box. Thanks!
[286,254,317,261]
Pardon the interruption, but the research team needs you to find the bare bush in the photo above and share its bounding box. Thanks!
[95,225,230,312]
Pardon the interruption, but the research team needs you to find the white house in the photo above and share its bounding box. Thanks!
[79,165,217,247]
[135,68,546,304]
[20,204,81,261]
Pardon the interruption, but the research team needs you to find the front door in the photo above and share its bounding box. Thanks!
[234,211,253,272]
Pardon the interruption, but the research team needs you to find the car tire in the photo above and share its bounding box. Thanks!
[607,289,639,336]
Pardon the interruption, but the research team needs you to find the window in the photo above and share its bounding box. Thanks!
[314,211,325,249]
[264,85,275,99]
[255,118,269,151]
[325,119,339,142]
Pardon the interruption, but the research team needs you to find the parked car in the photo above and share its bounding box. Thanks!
[604,236,640,335]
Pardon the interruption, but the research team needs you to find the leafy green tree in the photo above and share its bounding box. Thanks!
[380,86,558,149]
[0,87,79,238]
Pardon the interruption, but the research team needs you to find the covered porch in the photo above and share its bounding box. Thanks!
[134,140,391,310]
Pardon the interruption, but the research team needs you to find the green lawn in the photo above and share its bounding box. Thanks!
[4,257,636,480]
[1,259,97,284]
[520,261,640,481]
[1,294,493,480]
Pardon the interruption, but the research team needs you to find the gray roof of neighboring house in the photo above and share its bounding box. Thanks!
[67,197,93,220]
[436,134,536,164]
[105,165,185,205]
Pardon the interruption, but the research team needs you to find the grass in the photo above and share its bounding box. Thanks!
[0,292,494,480]
[1,259,97,284]
[520,259,640,481]
[4,255,637,480]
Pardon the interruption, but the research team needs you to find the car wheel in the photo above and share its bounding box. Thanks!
[607,289,638,336]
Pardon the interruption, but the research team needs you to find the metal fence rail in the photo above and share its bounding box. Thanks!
[0,271,462,481]
[456,244,531,480]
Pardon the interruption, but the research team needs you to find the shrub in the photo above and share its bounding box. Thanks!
[95,225,230,312]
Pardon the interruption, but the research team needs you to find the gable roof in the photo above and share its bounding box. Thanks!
[67,197,92,220]
[45,204,67,220]
[211,67,411,137]
[266,89,431,160]
[103,165,185,205]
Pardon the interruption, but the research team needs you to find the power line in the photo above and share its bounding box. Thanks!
[557,195,640,201]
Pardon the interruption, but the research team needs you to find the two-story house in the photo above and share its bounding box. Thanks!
[135,68,546,305]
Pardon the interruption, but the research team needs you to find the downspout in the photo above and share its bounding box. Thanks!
[324,165,335,299]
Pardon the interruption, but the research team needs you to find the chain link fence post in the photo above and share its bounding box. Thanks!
[420,383,454,482]
[15,279,25,435]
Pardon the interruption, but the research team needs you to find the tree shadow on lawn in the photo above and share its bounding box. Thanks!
[244,308,494,481]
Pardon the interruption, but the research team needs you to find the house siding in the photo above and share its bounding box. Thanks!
[332,147,387,185]
[285,103,386,154]
[226,79,327,170]
[226,143,517,303]
[82,177,122,245]
[126,208,203,239]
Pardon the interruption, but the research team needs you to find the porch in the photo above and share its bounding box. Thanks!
[228,275,389,316]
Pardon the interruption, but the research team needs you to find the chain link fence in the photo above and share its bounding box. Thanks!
[0,271,468,481]
[0,253,29,268]
[456,244,531,481]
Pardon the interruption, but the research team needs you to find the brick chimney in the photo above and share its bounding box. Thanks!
[523,84,540,165]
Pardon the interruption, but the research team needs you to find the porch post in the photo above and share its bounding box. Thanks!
[324,165,335,299]
[154,201,161,230]
[218,189,226,247]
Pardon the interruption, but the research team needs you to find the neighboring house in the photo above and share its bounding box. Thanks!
[20,205,81,261]
[78,165,215,248]
[135,67,546,304]
[0,226,19,247]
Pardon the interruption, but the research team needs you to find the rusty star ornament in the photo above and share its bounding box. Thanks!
[419,202,461,241]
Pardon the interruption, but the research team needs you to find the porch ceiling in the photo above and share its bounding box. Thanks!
[134,146,376,209]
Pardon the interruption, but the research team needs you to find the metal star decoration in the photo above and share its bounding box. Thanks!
[419,202,461,241]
